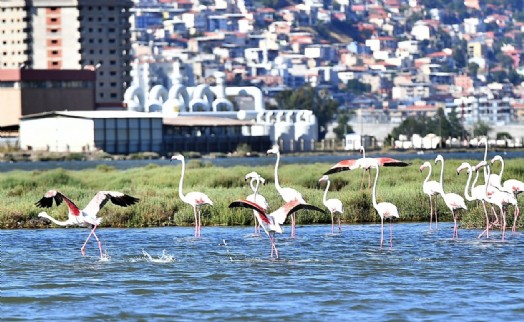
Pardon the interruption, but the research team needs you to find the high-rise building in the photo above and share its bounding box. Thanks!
[0,0,133,106]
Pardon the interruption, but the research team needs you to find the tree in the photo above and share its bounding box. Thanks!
[468,62,479,78]
[472,121,492,137]
[273,86,340,139]
[333,113,354,139]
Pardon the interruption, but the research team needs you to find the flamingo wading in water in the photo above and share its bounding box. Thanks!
[267,145,306,238]
[36,190,139,258]
[229,199,325,259]
[435,155,467,239]
[366,159,400,248]
[420,161,443,230]
[490,155,523,231]
[171,154,214,237]
[318,175,344,234]
[245,171,270,235]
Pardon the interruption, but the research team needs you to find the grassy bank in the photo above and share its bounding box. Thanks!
[1,157,522,229]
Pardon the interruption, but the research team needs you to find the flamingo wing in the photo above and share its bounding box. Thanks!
[323,159,357,175]
[271,200,326,225]
[35,190,81,216]
[83,191,139,216]
[375,157,410,167]
[229,200,271,224]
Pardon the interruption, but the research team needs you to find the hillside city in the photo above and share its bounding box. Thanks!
[2,0,524,154]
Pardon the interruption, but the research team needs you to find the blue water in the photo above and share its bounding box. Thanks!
[2,224,524,320]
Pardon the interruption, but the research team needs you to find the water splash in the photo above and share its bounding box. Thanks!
[99,250,111,262]
[141,249,175,263]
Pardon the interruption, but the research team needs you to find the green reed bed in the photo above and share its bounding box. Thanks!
[0,158,522,230]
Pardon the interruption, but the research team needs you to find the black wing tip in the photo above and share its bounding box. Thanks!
[111,194,140,207]
[383,161,411,167]
[324,167,350,175]
[35,196,53,208]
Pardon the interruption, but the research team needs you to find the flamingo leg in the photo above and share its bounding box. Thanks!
[360,170,365,190]
[380,216,384,249]
[434,197,438,230]
[428,195,433,230]
[291,213,296,238]
[367,170,371,190]
[91,229,104,259]
[338,214,341,233]
[81,225,97,256]
[482,201,490,239]
[389,218,393,248]
[198,209,202,237]
[331,213,334,234]
[193,206,198,237]
[512,206,520,233]
[502,209,507,241]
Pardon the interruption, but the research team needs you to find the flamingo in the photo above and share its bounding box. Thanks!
[36,190,139,258]
[419,161,444,230]
[324,151,409,191]
[267,145,306,238]
[318,175,344,234]
[490,155,523,231]
[362,159,400,248]
[435,155,467,239]
[478,137,501,187]
[229,199,325,259]
[475,160,519,240]
[245,171,270,235]
[456,162,492,239]
[171,154,214,237]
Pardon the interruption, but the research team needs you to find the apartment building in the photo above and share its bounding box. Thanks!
[0,0,133,106]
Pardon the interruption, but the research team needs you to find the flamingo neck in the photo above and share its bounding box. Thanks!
[250,177,257,193]
[361,147,366,158]
[484,164,491,196]
[253,177,261,203]
[483,140,488,179]
[372,165,379,209]
[273,151,283,193]
[322,180,330,204]
[463,166,474,201]
[423,164,431,185]
[498,157,505,179]
[178,158,187,202]
[437,158,445,192]
[39,212,72,226]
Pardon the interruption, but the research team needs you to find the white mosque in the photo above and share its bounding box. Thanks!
[123,62,319,151]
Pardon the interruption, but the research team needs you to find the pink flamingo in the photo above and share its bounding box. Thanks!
[318,175,344,234]
[267,145,306,238]
[229,199,325,259]
[420,161,444,230]
[475,161,519,240]
[324,150,409,190]
[456,162,493,238]
[364,159,400,248]
[171,154,213,237]
[435,155,467,239]
[36,190,139,258]
[245,171,270,235]
[490,155,523,231]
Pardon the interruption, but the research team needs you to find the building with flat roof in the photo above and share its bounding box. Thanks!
[0,0,133,106]
[0,69,96,129]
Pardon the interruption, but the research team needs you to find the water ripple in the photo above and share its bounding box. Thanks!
[2,223,524,320]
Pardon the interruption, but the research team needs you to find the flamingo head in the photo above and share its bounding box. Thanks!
[477,137,487,147]
[244,171,259,181]
[171,154,184,162]
[267,145,279,155]
[434,154,443,165]
[419,162,431,173]
[318,174,329,183]
[491,155,503,164]
[456,162,471,175]
[474,160,488,172]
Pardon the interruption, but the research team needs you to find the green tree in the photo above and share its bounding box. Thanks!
[343,79,371,95]
[468,62,479,78]
[273,86,340,139]
[472,121,492,137]
[333,113,354,139]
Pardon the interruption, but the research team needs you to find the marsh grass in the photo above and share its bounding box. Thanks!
[1,158,522,230]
